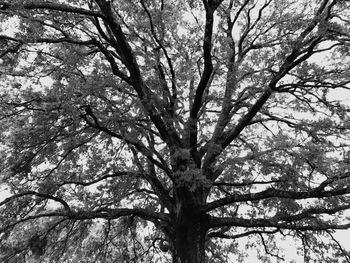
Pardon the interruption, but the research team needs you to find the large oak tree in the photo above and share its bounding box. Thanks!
[1,0,350,262]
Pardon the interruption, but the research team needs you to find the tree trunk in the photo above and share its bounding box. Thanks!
[173,187,209,263]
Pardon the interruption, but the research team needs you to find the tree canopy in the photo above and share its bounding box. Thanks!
[1,0,350,262]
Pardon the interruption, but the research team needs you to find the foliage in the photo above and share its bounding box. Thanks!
[1,0,350,262]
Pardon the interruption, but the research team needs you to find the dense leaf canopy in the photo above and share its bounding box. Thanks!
[1,0,350,262]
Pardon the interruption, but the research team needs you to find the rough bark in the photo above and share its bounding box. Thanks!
[174,212,208,263]
[172,184,210,263]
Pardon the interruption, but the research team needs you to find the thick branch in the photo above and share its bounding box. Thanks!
[59,171,137,187]
[221,88,273,148]
[0,191,71,212]
[95,0,182,147]
[0,207,170,234]
[130,147,174,213]
[210,215,350,231]
[205,184,350,212]
[70,207,171,223]
[189,5,214,121]
[140,0,177,113]
[202,1,336,172]
[188,1,223,149]
[208,229,279,239]
[80,108,171,174]
[0,1,105,18]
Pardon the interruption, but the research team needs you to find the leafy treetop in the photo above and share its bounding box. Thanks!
[1,0,350,262]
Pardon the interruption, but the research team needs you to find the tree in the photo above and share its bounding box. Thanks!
[1,0,350,262]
